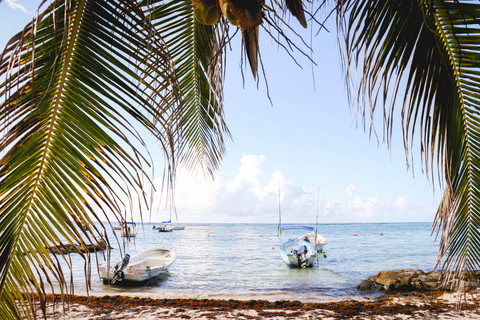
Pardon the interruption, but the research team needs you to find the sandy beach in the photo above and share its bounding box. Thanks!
[36,292,480,319]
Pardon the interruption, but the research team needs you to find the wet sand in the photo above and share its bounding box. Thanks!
[36,292,480,319]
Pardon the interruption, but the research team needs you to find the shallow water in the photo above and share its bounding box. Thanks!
[55,222,439,302]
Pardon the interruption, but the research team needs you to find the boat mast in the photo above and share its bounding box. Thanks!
[174,206,179,223]
[277,189,281,236]
[315,187,320,239]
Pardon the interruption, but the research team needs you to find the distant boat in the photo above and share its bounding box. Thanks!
[98,247,176,285]
[153,220,173,232]
[156,224,173,232]
[279,226,318,268]
[121,222,136,237]
[171,206,186,230]
[113,223,122,230]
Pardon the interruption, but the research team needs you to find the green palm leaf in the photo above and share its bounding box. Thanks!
[145,0,230,177]
[432,0,480,282]
[0,0,182,318]
[339,0,480,284]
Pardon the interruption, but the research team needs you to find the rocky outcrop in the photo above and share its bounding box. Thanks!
[356,279,384,291]
[357,269,480,292]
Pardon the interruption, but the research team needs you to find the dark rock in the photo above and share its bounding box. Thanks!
[357,280,383,291]
[361,269,480,292]
[368,270,424,291]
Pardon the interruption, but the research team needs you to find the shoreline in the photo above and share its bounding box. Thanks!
[37,291,480,319]
[81,288,380,304]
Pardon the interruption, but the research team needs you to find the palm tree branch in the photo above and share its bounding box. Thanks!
[0,0,181,318]
[146,0,230,178]
[431,0,480,281]
[337,0,480,283]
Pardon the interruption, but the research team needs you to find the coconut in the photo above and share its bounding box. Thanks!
[219,0,239,26]
[193,0,222,25]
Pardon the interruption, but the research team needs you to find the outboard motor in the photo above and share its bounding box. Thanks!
[111,254,130,284]
[296,245,309,268]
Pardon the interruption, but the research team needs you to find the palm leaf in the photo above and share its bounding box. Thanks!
[0,0,181,318]
[431,0,480,283]
[145,0,230,178]
[338,0,480,285]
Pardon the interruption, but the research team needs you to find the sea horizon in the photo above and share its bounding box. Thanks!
[105,221,435,226]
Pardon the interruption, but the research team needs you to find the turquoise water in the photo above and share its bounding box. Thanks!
[64,222,439,302]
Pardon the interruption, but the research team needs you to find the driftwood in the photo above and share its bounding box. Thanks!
[47,238,111,255]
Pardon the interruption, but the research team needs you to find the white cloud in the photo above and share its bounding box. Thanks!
[396,196,407,209]
[6,0,27,12]
[147,154,317,223]
[323,200,337,216]
[121,154,437,224]
[345,183,356,197]
[327,193,435,223]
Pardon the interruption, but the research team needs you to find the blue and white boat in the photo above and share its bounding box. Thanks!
[276,189,327,268]
[154,208,186,231]
[279,226,319,268]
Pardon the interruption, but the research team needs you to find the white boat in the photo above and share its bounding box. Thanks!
[113,223,122,230]
[300,231,328,253]
[156,224,173,232]
[153,220,174,232]
[279,226,318,268]
[276,189,327,267]
[98,247,176,285]
[121,222,136,237]
[161,208,186,230]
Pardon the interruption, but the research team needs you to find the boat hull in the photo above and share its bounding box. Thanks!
[99,247,176,285]
[279,238,317,268]
[156,224,173,232]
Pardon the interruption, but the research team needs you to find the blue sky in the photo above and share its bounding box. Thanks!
[0,1,440,224]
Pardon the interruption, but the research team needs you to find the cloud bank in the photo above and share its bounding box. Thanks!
[145,154,437,224]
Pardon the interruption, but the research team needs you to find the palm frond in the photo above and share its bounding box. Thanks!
[431,0,480,284]
[145,0,230,179]
[338,0,480,285]
[0,0,180,318]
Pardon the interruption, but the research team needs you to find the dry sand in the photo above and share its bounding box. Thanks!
[33,292,480,319]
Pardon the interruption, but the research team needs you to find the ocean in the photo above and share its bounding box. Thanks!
[61,222,439,302]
